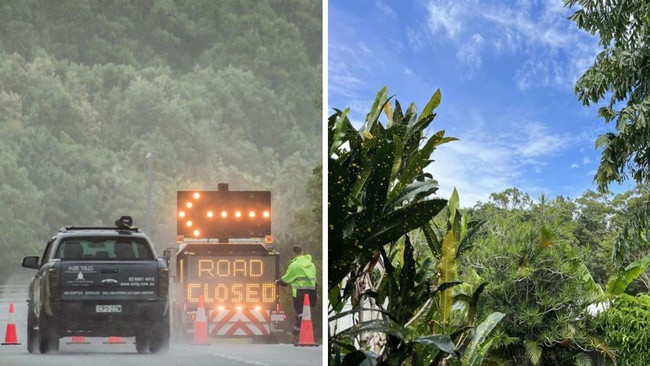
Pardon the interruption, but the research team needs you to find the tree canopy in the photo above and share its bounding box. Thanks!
[565,0,650,191]
[1,1,322,286]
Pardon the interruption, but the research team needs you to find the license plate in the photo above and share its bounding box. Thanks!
[96,305,122,313]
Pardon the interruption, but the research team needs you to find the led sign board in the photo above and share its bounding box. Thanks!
[177,190,271,240]
[182,253,277,307]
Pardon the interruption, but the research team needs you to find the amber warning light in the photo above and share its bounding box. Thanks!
[177,190,271,240]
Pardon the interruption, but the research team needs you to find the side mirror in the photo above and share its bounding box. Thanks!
[158,256,169,267]
[162,248,176,267]
[22,256,39,269]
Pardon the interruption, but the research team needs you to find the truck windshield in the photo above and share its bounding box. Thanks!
[55,237,154,260]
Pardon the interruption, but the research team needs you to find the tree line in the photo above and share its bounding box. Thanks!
[0,0,322,292]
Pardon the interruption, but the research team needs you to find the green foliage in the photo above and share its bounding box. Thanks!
[460,312,505,366]
[606,252,650,296]
[611,201,650,270]
[425,188,487,333]
[565,0,650,191]
[328,87,455,292]
[591,294,650,365]
[329,88,467,364]
[0,1,321,288]
[328,89,505,365]
[467,192,609,364]
[329,232,462,365]
[328,88,454,289]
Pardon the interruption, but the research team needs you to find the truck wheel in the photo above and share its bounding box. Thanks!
[26,309,38,353]
[149,317,170,354]
[135,329,150,354]
[38,310,59,354]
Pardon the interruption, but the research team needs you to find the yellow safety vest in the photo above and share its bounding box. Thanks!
[281,254,317,297]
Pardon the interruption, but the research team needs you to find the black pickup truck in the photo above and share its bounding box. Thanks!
[21,217,170,354]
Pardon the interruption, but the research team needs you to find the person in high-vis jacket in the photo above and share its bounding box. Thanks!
[275,245,317,342]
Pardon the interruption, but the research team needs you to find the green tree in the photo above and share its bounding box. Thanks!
[467,193,610,365]
[565,0,650,191]
[573,190,618,286]
[0,1,321,286]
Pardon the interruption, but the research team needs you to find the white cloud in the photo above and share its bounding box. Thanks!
[357,41,372,55]
[375,1,396,18]
[406,26,427,51]
[431,136,515,206]
[425,1,469,39]
[420,0,598,87]
[456,34,485,70]
[517,122,571,158]
[425,118,576,207]
[328,38,375,99]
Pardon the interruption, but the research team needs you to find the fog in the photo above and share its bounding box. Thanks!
[0,1,322,364]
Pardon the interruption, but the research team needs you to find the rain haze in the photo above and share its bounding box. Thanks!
[0,1,323,365]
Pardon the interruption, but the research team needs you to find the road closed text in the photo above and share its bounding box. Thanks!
[185,257,277,305]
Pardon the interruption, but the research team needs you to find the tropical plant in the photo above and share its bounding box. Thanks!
[328,87,453,299]
[414,188,503,366]
[328,88,502,366]
[423,188,487,333]
[328,87,456,365]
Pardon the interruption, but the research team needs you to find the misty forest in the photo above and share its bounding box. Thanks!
[0,0,323,316]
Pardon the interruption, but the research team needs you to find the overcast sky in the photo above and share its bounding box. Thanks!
[327,0,632,207]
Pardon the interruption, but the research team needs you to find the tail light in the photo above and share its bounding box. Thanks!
[158,264,169,298]
[48,268,60,299]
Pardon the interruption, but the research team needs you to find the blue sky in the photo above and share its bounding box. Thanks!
[327,0,632,207]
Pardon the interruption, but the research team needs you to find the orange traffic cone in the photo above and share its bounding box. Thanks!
[295,293,317,347]
[2,303,20,345]
[67,336,89,344]
[104,336,125,344]
[192,295,209,345]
